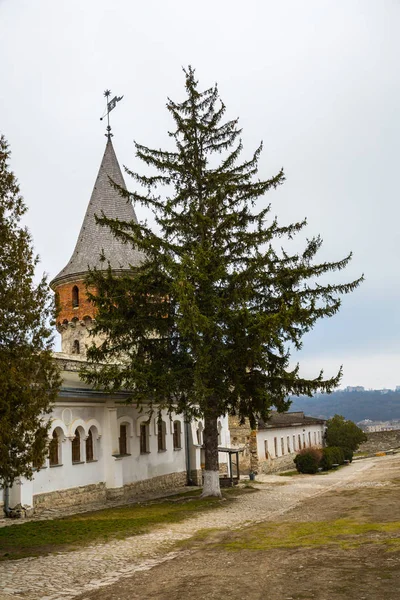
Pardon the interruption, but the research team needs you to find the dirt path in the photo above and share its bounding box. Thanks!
[1,456,399,600]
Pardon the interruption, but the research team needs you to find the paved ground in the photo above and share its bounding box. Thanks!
[0,456,398,600]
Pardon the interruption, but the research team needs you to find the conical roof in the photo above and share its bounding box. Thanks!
[51,139,144,287]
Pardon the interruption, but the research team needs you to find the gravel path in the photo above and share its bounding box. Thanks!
[0,457,390,600]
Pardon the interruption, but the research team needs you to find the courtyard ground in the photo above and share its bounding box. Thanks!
[0,454,399,600]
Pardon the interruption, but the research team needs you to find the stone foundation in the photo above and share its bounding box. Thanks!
[258,453,296,474]
[34,482,107,512]
[190,469,203,486]
[106,471,187,501]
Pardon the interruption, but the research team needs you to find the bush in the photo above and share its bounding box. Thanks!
[342,447,354,462]
[294,447,322,474]
[320,446,344,470]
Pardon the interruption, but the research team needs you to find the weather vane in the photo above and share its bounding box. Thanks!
[100,90,124,139]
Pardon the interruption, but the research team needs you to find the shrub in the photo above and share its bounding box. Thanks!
[320,446,344,470]
[342,447,354,462]
[294,447,322,474]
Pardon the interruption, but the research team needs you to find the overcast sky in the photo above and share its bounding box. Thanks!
[1,0,399,389]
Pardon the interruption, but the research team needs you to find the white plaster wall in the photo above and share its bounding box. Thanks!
[118,409,187,484]
[256,423,325,460]
[33,404,105,495]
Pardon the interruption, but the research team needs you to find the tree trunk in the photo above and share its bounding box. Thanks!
[201,409,221,498]
[3,484,10,517]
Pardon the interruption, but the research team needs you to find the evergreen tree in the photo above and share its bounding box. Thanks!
[82,68,362,496]
[0,135,61,514]
[325,414,367,452]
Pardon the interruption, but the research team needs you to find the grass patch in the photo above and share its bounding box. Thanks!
[215,519,400,552]
[0,487,256,562]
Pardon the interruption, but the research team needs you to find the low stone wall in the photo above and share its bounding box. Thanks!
[258,454,296,474]
[358,430,400,454]
[34,482,107,512]
[106,471,188,501]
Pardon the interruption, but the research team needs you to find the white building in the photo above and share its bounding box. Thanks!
[256,411,326,473]
[4,137,230,514]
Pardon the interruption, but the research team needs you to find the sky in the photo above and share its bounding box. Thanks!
[1,0,399,389]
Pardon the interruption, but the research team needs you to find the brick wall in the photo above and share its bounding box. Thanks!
[55,280,97,324]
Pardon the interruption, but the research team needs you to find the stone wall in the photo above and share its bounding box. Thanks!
[106,471,187,501]
[228,416,258,473]
[33,471,189,513]
[34,482,107,512]
[258,453,296,474]
[358,430,400,454]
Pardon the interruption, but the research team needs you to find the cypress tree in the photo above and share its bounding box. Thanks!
[83,68,362,496]
[0,135,61,513]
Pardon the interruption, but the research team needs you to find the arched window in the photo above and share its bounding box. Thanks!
[49,430,60,466]
[72,429,81,463]
[140,422,149,454]
[72,285,79,308]
[86,429,94,461]
[173,421,182,450]
[119,424,128,455]
[72,340,80,354]
[157,420,166,452]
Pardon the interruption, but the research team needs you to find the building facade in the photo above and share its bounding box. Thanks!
[3,138,230,514]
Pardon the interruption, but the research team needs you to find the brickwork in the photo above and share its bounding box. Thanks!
[55,280,96,325]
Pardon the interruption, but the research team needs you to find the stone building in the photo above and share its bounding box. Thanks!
[3,137,230,513]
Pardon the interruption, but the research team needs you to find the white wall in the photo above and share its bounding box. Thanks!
[256,423,325,461]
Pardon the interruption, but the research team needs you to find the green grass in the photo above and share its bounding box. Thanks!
[210,519,400,552]
[0,487,256,562]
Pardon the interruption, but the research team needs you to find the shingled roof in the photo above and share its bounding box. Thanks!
[51,139,144,287]
[258,411,326,429]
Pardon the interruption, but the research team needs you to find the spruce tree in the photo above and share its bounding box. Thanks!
[83,68,362,496]
[0,135,61,513]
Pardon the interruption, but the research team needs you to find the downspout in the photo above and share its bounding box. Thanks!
[184,415,194,486]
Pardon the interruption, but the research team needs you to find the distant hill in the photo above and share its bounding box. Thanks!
[288,390,400,422]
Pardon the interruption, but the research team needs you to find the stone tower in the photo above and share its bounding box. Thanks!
[50,139,143,356]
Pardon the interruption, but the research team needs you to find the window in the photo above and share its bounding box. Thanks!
[298,434,301,450]
[274,437,278,457]
[196,422,203,445]
[293,435,296,451]
[173,421,182,450]
[86,429,94,461]
[140,422,149,454]
[303,433,306,448]
[72,429,81,463]
[217,421,222,446]
[264,439,269,459]
[314,431,317,445]
[49,430,60,466]
[287,436,291,453]
[72,339,80,354]
[72,285,79,308]
[119,424,128,455]
[281,437,285,455]
[308,432,311,447]
[157,420,166,452]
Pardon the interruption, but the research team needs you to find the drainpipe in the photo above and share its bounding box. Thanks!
[184,415,194,486]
